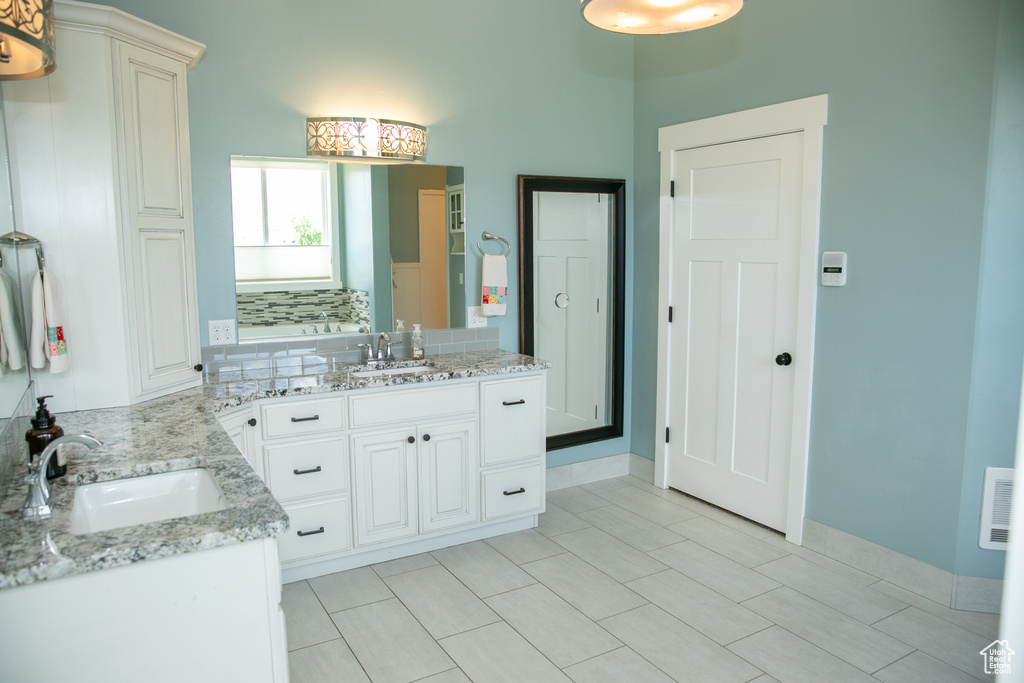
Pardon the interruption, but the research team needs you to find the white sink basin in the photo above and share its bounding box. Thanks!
[350,365,433,379]
[69,468,226,535]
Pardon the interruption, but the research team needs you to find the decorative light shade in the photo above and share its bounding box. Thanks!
[0,0,55,80]
[580,0,743,35]
[306,117,427,162]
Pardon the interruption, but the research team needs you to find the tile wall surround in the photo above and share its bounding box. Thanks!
[201,327,501,376]
[236,288,371,328]
[0,387,36,508]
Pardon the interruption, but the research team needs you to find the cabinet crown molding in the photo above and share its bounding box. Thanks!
[55,0,205,69]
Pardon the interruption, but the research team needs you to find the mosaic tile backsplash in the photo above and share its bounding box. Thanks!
[236,288,370,328]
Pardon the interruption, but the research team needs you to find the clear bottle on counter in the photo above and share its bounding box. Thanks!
[411,324,424,360]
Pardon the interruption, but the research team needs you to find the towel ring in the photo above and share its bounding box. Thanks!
[475,231,511,257]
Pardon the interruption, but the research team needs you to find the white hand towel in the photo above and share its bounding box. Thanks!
[30,268,69,374]
[0,270,23,371]
[480,254,507,317]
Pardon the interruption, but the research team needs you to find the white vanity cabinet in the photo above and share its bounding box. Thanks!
[217,405,261,478]
[220,371,547,582]
[258,395,352,563]
[4,1,204,412]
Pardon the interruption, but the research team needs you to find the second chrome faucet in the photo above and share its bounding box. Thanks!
[356,333,399,364]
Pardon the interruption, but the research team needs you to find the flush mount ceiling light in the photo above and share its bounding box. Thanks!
[306,117,427,163]
[580,0,743,35]
[0,0,55,80]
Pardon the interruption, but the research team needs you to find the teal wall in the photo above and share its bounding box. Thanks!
[633,0,1012,576]
[103,0,635,467]
[104,0,1022,577]
[956,0,1024,578]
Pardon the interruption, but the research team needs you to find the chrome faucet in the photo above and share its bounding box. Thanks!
[319,312,330,333]
[356,333,398,364]
[376,332,397,361]
[23,434,103,519]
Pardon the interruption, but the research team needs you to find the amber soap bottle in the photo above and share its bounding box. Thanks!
[26,395,65,479]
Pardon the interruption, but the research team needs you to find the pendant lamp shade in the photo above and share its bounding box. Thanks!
[580,0,743,35]
[0,0,55,80]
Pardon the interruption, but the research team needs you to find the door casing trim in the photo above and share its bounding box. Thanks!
[654,95,828,544]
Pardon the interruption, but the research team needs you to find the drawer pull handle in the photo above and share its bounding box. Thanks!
[293,466,322,476]
[423,434,431,441]
[407,436,416,444]
[502,399,526,407]
[247,418,257,427]
[291,415,320,423]
[297,526,325,537]
[503,487,526,496]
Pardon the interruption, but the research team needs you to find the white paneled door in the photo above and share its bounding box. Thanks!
[665,132,804,531]
[533,191,611,436]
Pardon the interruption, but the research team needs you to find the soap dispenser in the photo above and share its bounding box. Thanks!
[411,324,424,360]
[26,395,66,479]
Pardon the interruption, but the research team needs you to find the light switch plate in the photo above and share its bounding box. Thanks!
[208,319,236,344]
[467,306,487,328]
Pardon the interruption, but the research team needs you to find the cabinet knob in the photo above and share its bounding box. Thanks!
[247,418,257,427]
[423,434,431,442]
[775,352,793,366]
[407,436,415,443]
[194,363,204,372]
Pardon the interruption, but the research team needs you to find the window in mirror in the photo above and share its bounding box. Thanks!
[230,157,338,284]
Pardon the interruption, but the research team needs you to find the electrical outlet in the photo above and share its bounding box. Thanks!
[467,306,487,328]
[208,319,236,344]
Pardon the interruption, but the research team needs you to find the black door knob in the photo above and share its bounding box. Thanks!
[775,352,792,366]
[247,418,257,427]
[423,434,431,442]
[194,363,204,372]
[407,436,415,443]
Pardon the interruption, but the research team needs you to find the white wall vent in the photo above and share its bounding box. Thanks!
[980,467,1014,550]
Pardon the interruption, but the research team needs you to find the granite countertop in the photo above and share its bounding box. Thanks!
[0,349,548,590]
[207,348,552,411]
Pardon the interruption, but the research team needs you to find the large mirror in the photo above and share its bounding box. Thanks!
[0,94,31,425]
[518,175,625,451]
[230,157,467,340]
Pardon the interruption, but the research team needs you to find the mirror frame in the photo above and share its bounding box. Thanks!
[518,175,626,451]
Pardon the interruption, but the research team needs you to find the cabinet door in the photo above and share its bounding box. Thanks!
[419,420,478,533]
[216,408,261,479]
[114,41,202,397]
[352,429,418,546]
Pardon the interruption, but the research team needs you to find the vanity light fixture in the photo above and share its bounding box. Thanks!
[580,0,742,35]
[306,117,427,163]
[0,0,55,80]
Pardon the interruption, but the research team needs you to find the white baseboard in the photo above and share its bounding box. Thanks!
[804,517,1003,613]
[546,453,630,491]
[629,453,655,483]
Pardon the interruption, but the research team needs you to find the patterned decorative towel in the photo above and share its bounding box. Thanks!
[481,254,507,317]
[29,267,69,374]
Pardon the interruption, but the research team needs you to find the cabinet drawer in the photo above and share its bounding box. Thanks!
[261,396,346,439]
[481,375,545,466]
[278,497,351,562]
[349,383,477,429]
[481,462,545,521]
[265,437,348,501]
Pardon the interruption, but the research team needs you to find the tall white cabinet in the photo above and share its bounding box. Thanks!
[4,0,204,412]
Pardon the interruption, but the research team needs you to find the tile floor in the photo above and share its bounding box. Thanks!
[282,475,1000,683]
